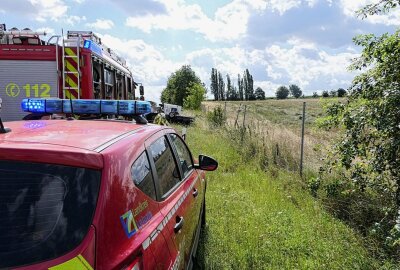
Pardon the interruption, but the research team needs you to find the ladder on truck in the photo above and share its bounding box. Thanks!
[62,32,81,99]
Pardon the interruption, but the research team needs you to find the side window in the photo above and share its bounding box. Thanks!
[169,134,194,179]
[131,151,156,200]
[149,136,180,197]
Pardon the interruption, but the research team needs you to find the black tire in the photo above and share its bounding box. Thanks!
[169,112,175,118]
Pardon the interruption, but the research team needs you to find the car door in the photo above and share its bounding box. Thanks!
[168,133,204,265]
[145,130,199,269]
[129,150,175,270]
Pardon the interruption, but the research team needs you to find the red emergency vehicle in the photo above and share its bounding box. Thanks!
[0,98,218,269]
[0,23,141,121]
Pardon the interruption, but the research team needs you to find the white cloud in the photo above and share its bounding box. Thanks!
[64,15,86,25]
[125,0,340,41]
[26,0,85,25]
[29,0,68,22]
[254,80,281,96]
[264,37,358,88]
[86,19,114,30]
[98,34,182,102]
[126,0,253,41]
[36,27,55,36]
[340,0,400,25]
[267,0,301,14]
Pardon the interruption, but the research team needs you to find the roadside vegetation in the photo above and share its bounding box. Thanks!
[177,114,391,269]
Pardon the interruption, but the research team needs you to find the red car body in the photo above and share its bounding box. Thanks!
[0,119,215,270]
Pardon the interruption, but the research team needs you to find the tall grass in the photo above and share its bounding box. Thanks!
[203,100,328,172]
[178,116,393,269]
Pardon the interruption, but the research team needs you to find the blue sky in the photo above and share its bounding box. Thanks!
[1,0,399,101]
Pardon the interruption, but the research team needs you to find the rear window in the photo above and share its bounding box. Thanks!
[0,161,101,269]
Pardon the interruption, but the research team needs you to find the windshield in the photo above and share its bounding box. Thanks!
[0,160,101,268]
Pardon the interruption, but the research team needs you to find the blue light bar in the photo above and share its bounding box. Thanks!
[21,99,152,116]
[83,39,103,56]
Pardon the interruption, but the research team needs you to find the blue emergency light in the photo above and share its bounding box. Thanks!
[21,99,152,115]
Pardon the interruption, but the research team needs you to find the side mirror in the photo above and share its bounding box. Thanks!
[139,85,144,96]
[194,155,218,171]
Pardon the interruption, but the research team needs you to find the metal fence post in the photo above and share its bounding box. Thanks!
[300,102,306,177]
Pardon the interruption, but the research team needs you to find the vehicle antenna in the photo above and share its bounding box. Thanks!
[67,97,74,120]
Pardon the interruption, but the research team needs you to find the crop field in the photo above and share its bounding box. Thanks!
[175,98,395,269]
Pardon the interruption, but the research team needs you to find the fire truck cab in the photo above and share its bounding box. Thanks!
[0,23,142,121]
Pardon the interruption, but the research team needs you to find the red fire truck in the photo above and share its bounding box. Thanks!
[0,23,142,121]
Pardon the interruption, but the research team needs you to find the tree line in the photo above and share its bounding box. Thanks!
[210,68,266,101]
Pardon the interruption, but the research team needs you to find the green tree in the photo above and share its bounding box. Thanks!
[357,0,400,17]
[210,68,219,101]
[226,74,236,101]
[312,92,319,98]
[218,72,225,101]
[275,86,289,99]
[322,90,329,97]
[161,65,202,106]
[183,82,206,110]
[243,69,255,100]
[232,86,238,100]
[289,84,302,98]
[321,1,400,247]
[238,74,244,100]
[161,88,174,104]
[255,87,265,100]
[337,88,347,97]
[329,90,337,97]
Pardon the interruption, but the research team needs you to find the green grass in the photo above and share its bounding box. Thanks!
[180,122,388,270]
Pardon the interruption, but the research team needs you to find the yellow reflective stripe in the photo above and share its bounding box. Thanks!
[65,48,78,63]
[65,60,78,74]
[66,76,78,89]
[48,254,93,270]
[64,90,77,99]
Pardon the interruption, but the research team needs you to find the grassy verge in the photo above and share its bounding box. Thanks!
[179,121,390,269]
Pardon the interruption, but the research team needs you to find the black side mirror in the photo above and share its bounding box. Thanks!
[139,85,144,96]
[194,155,218,171]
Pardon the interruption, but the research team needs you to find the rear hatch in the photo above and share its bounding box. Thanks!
[0,160,101,269]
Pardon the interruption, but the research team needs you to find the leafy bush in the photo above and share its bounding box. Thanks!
[319,12,400,257]
[183,83,206,110]
[207,106,226,127]
[322,90,329,97]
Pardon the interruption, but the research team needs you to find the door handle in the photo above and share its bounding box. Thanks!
[192,188,198,198]
[174,216,184,233]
